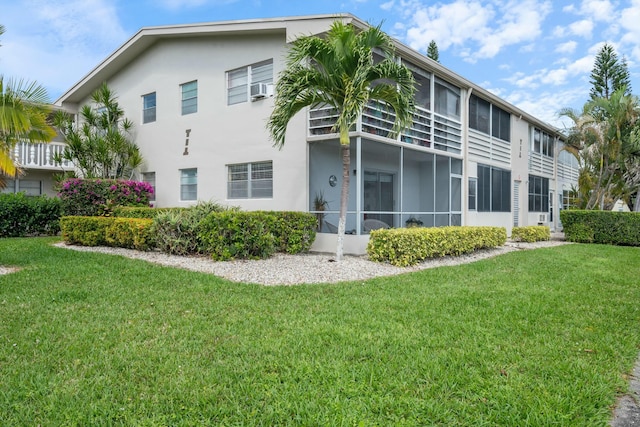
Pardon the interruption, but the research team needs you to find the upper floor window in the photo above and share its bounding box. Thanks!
[434,77,460,120]
[532,128,554,157]
[142,92,156,123]
[227,161,273,199]
[227,59,273,105]
[469,94,511,142]
[405,61,431,111]
[477,164,511,212]
[181,81,197,115]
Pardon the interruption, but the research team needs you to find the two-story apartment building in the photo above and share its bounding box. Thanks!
[54,13,579,254]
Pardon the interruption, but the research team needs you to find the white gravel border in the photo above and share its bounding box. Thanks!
[45,239,569,286]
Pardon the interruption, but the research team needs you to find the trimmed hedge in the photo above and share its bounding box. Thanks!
[113,206,186,219]
[58,178,154,216]
[199,211,276,261]
[60,216,113,246]
[198,211,317,260]
[257,211,317,254]
[0,193,61,237]
[105,218,155,251]
[560,210,640,245]
[367,226,507,267]
[511,225,550,243]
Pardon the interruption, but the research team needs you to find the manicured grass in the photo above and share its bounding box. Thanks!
[1,237,639,425]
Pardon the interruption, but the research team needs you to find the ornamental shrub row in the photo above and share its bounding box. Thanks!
[367,226,507,267]
[0,193,62,237]
[60,206,317,260]
[60,216,154,250]
[511,225,550,242]
[560,210,640,245]
[113,206,186,218]
[58,178,154,216]
[198,211,317,260]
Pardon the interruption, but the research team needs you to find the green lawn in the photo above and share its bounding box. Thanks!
[1,237,639,426]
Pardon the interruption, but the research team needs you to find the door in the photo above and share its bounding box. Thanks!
[364,171,394,227]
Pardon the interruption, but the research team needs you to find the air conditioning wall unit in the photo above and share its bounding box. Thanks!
[538,214,547,223]
[250,83,272,100]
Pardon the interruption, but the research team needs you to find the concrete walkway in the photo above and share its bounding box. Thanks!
[611,353,640,426]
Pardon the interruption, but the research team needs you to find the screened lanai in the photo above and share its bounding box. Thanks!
[309,137,463,235]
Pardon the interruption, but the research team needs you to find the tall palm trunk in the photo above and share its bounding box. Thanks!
[336,128,351,261]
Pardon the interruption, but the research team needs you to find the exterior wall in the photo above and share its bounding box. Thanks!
[1,170,59,197]
[75,32,309,210]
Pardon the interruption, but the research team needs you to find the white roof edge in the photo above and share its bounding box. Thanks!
[55,12,561,135]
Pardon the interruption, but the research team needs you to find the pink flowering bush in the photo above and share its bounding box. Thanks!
[58,178,154,216]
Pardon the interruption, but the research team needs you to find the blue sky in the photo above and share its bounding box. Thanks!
[1,0,639,128]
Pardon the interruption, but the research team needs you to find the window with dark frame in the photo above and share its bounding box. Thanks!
[477,164,511,212]
[142,172,156,201]
[528,175,549,212]
[469,94,511,142]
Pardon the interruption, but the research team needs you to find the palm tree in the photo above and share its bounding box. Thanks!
[560,87,640,210]
[0,77,56,188]
[267,21,415,260]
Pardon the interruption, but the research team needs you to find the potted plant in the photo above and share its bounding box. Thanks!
[313,191,329,232]
[405,216,423,228]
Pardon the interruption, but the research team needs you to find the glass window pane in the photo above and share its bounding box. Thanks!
[181,81,197,115]
[180,169,197,200]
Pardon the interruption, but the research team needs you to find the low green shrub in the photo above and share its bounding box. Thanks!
[199,211,276,261]
[560,210,640,245]
[152,201,226,255]
[113,206,186,219]
[60,216,114,246]
[0,193,62,237]
[257,211,317,254]
[105,218,155,251]
[511,226,550,242]
[367,226,507,267]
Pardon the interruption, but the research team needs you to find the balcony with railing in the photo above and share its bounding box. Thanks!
[309,101,461,154]
[13,141,73,170]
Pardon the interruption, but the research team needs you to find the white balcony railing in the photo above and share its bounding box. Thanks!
[309,103,462,154]
[13,142,74,170]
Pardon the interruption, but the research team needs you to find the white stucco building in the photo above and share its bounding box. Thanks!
[47,13,578,253]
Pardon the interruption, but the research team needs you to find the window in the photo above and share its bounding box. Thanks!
[142,172,156,201]
[227,161,273,199]
[142,92,156,123]
[469,95,490,134]
[404,61,431,110]
[227,59,273,105]
[531,128,554,157]
[434,77,460,119]
[491,105,510,142]
[528,175,549,212]
[468,178,477,210]
[181,81,197,115]
[180,168,197,200]
[469,94,510,142]
[1,179,15,194]
[477,164,511,212]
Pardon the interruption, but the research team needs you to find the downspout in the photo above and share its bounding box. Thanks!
[463,87,473,226]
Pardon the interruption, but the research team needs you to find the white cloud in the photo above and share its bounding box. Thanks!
[380,0,395,11]
[619,0,640,62]
[556,41,578,54]
[568,19,594,38]
[403,0,552,62]
[578,0,616,22]
[0,0,129,100]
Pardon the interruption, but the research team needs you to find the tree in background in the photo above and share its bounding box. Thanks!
[53,83,142,179]
[1,24,57,188]
[427,40,440,63]
[267,21,415,260]
[560,87,640,210]
[589,43,632,101]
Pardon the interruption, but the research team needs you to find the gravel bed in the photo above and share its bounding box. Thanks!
[45,239,569,286]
